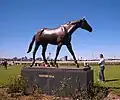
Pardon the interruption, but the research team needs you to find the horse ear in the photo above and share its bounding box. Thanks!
[82,16,85,20]
[80,17,85,21]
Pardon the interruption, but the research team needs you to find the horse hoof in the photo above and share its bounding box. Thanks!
[55,64,58,68]
[53,64,58,68]
[76,64,79,68]
[47,64,50,67]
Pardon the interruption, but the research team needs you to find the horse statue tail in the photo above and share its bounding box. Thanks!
[27,35,35,53]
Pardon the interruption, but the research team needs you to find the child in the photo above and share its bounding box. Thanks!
[84,61,91,70]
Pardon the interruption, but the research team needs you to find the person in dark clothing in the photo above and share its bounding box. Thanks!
[3,59,8,69]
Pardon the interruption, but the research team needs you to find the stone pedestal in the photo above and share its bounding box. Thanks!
[21,66,93,95]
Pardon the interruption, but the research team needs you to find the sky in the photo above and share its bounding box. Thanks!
[0,0,120,59]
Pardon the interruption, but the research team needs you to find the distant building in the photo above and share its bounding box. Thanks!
[13,57,18,61]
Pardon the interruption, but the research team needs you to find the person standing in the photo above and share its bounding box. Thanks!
[98,54,105,82]
[3,59,8,69]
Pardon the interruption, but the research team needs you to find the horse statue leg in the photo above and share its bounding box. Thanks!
[66,43,79,68]
[54,43,62,68]
[41,44,50,67]
[30,42,40,67]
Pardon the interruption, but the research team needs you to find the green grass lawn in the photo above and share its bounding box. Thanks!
[92,65,120,93]
[0,64,120,92]
[92,65,120,86]
[0,65,23,85]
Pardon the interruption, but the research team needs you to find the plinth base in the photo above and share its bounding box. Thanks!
[21,66,93,95]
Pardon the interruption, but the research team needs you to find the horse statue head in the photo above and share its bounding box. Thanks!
[78,17,92,32]
[67,17,92,33]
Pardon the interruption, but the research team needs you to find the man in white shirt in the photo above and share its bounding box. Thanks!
[98,54,105,82]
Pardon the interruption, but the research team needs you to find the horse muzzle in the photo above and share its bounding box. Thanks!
[89,27,92,32]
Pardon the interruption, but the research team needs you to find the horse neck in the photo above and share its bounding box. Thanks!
[65,24,78,35]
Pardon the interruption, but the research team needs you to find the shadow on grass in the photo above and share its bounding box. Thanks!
[107,87,120,90]
[105,79,120,82]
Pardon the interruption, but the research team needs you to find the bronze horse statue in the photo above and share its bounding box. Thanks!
[27,17,92,68]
